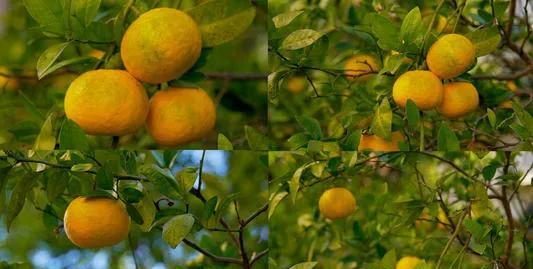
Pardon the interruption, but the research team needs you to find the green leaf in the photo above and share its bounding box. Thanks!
[71,0,102,27]
[23,0,65,34]
[136,192,156,232]
[33,113,57,150]
[162,214,195,248]
[217,133,233,150]
[406,99,420,130]
[38,56,95,79]
[96,162,114,190]
[5,174,36,231]
[289,162,317,204]
[272,11,304,28]
[369,14,400,51]
[268,69,291,101]
[176,167,198,199]
[215,193,239,221]
[380,249,397,269]
[400,7,423,48]
[0,166,13,210]
[371,98,392,140]
[465,26,501,57]
[268,191,288,219]
[139,165,182,201]
[487,108,496,128]
[288,262,318,269]
[512,101,533,135]
[244,125,270,150]
[187,0,256,47]
[46,170,69,202]
[437,123,460,151]
[482,164,497,181]
[59,119,90,150]
[202,196,218,221]
[281,29,324,50]
[286,133,312,150]
[341,131,361,151]
[121,187,144,203]
[36,42,71,79]
[126,204,144,225]
[296,116,322,140]
[70,163,93,172]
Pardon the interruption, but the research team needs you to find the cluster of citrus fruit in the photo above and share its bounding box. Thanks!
[318,187,431,269]
[64,8,216,146]
[352,34,478,151]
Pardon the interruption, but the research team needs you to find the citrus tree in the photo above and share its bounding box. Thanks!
[0,150,268,268]
[268,151,532,269]
[268,0,532,151]
[0,0,268,150]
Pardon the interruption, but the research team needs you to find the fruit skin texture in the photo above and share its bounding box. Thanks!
[287,76,307,93]
[64,196,130,248]
[392,70,444,110]
[427,34,476,79]
[319,188,356,220]
[358,131,405,151]
[64,69,149,136]
[0,67,19,91]
[147,87,216,146]
[396,256,423,269]
[437,82,479,119]
[344,54,381,81]
[121,8,202,84]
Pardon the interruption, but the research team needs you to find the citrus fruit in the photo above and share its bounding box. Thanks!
[344,54,381,81]
[393,70,443,110]
[121,8,202,84]
[0,67,19,91]
[396,256,423,269]
[147,87,216,146]
[64,196,130,248]
[437,82,479,118]
[426,34,476,79]
[287,76,307,93]
[64,69,149,136]
[358,131,405,151]
[318,188,356,220]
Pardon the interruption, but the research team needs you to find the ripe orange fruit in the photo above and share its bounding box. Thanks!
[286,76,307,93]
[358,131,405,151]
[437,82,479,118]
[0,67,19,91]
[64,69,149,136]
[392,70,444,110]
[121,8,202,84]
[344,54,381,81]
[426,34,476,79]
[147,87,216,146]
[64,196,130,248]
[396,256,423,269]
[318,188,356,220]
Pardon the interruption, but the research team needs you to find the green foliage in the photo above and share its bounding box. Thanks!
[269,151,532,269]
[268,0,532,151]
[0,150,268,268]
[0,0,267,149]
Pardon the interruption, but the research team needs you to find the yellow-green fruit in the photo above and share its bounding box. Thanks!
[392,70,444,110]
[287,76,307,93]
[147,87,216,146]
[358,131,405,152]
[64,196,130,248]
[121,8,202,84]
[344,54,381,81]
[396,256,423,269]
[319,188,356,220]
[64,70,149,136]
[437,82,479,119]
[427,34,476,79]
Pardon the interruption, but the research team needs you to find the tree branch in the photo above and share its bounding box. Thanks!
[182,238,243,265]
